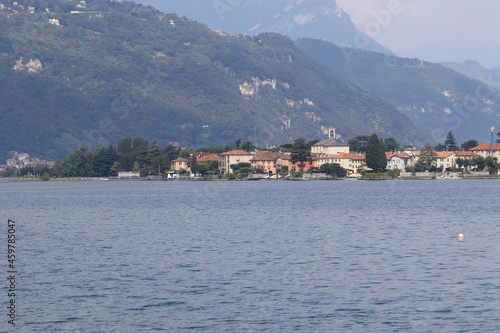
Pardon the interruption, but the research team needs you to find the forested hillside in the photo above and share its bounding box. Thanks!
[297,38,500,145]
[0,0,430,160]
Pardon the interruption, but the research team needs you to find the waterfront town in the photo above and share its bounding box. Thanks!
[0,151,55,174]
[4,126,499,180]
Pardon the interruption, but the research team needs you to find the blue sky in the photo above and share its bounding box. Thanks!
[138,0,500,69]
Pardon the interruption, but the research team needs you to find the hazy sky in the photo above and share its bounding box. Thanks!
[138,0,500,69]
[336,0,500,69]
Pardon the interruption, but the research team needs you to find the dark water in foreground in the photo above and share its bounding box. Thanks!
[1,180,500,332]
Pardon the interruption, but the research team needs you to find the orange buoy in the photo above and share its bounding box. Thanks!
[458,234,464,240]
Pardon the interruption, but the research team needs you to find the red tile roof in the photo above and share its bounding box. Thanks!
[469,143,500,151]
[250,154,279,162]
[319,153,365,160]
[386,152,413,160]
[219,150,253,156]
[435,152,455,158]
[188,152,214,159]
[455,151,479,157]
[197,155,218,162]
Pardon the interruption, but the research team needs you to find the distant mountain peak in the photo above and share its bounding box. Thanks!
[131,0,395,56]
[442,60,500,91]
[244,0,395,56]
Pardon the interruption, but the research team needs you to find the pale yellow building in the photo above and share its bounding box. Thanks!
[218,150,253,174]
[414,151,456,169]
[317,153,365,174]
[469,143,500,159]
[170,157,189,171]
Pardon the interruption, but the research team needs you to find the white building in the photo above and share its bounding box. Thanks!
[386,152,414,170]
[118,171,140,179]
[311,126,350,155]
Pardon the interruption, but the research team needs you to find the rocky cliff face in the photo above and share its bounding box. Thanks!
[13,57,43,72]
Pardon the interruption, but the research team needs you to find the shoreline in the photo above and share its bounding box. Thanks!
[1,175,500,182]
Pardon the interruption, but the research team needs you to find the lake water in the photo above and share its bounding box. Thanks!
[2,179,500,332]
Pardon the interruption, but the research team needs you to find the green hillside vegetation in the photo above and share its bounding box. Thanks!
[0,0,430,161]
[296,38,500,144]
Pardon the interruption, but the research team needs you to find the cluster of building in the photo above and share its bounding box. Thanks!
[0,151,55,174]
[0,1,35,16]
[0,0,99,17]
[169,127,500,177]
[213,30,242,38]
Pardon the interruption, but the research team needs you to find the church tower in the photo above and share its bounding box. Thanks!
[328,126,336,139]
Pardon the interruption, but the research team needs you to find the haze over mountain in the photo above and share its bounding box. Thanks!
[336,0,500,70]
[0,0,428,161]
[297,39,500,145]
[137,0,395,56]
[442,60,500,91]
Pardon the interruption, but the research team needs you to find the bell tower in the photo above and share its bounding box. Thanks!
[328,126,336,139]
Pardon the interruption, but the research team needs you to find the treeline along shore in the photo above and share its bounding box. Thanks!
[3,131,500,181]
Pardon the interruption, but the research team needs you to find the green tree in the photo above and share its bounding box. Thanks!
[117,136,133,155]
[307,139,320,148]
[461,139,479,151]
[366,134,379,171]
[473,156,486,171]
[485,156,496,169]
[445,131,458,151]
[348,135,370,153]
[93,145,116,177]
[131,138,149,175]
[34,164,49,177]
[50,160,64,177]
[255,167,266,174]
[19,166,31,177]
[378,138,388,171]
[384,137,400,152]
[206,146,225,154]
[234,139,241,150]
[290,138,311,172]
[197,160,219,176]
[109,161,122,176]
[241,141,256,152]
[147,141,162,174]
[366,134,385,173]
[434,143,446,151]
[179,148,195,159]
[163,144,179,166]
[417,144,437,170]
[463,158,471,173]
[320,163,347,178]
[190,155,198,175]
[64,148,94,177]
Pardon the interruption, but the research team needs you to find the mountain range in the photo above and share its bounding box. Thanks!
[296,39,500,145]
[0,0,428,161]
[137,0,394,56]
[441,60,500,91]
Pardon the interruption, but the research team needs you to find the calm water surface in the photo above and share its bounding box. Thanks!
[1,180,500,332]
